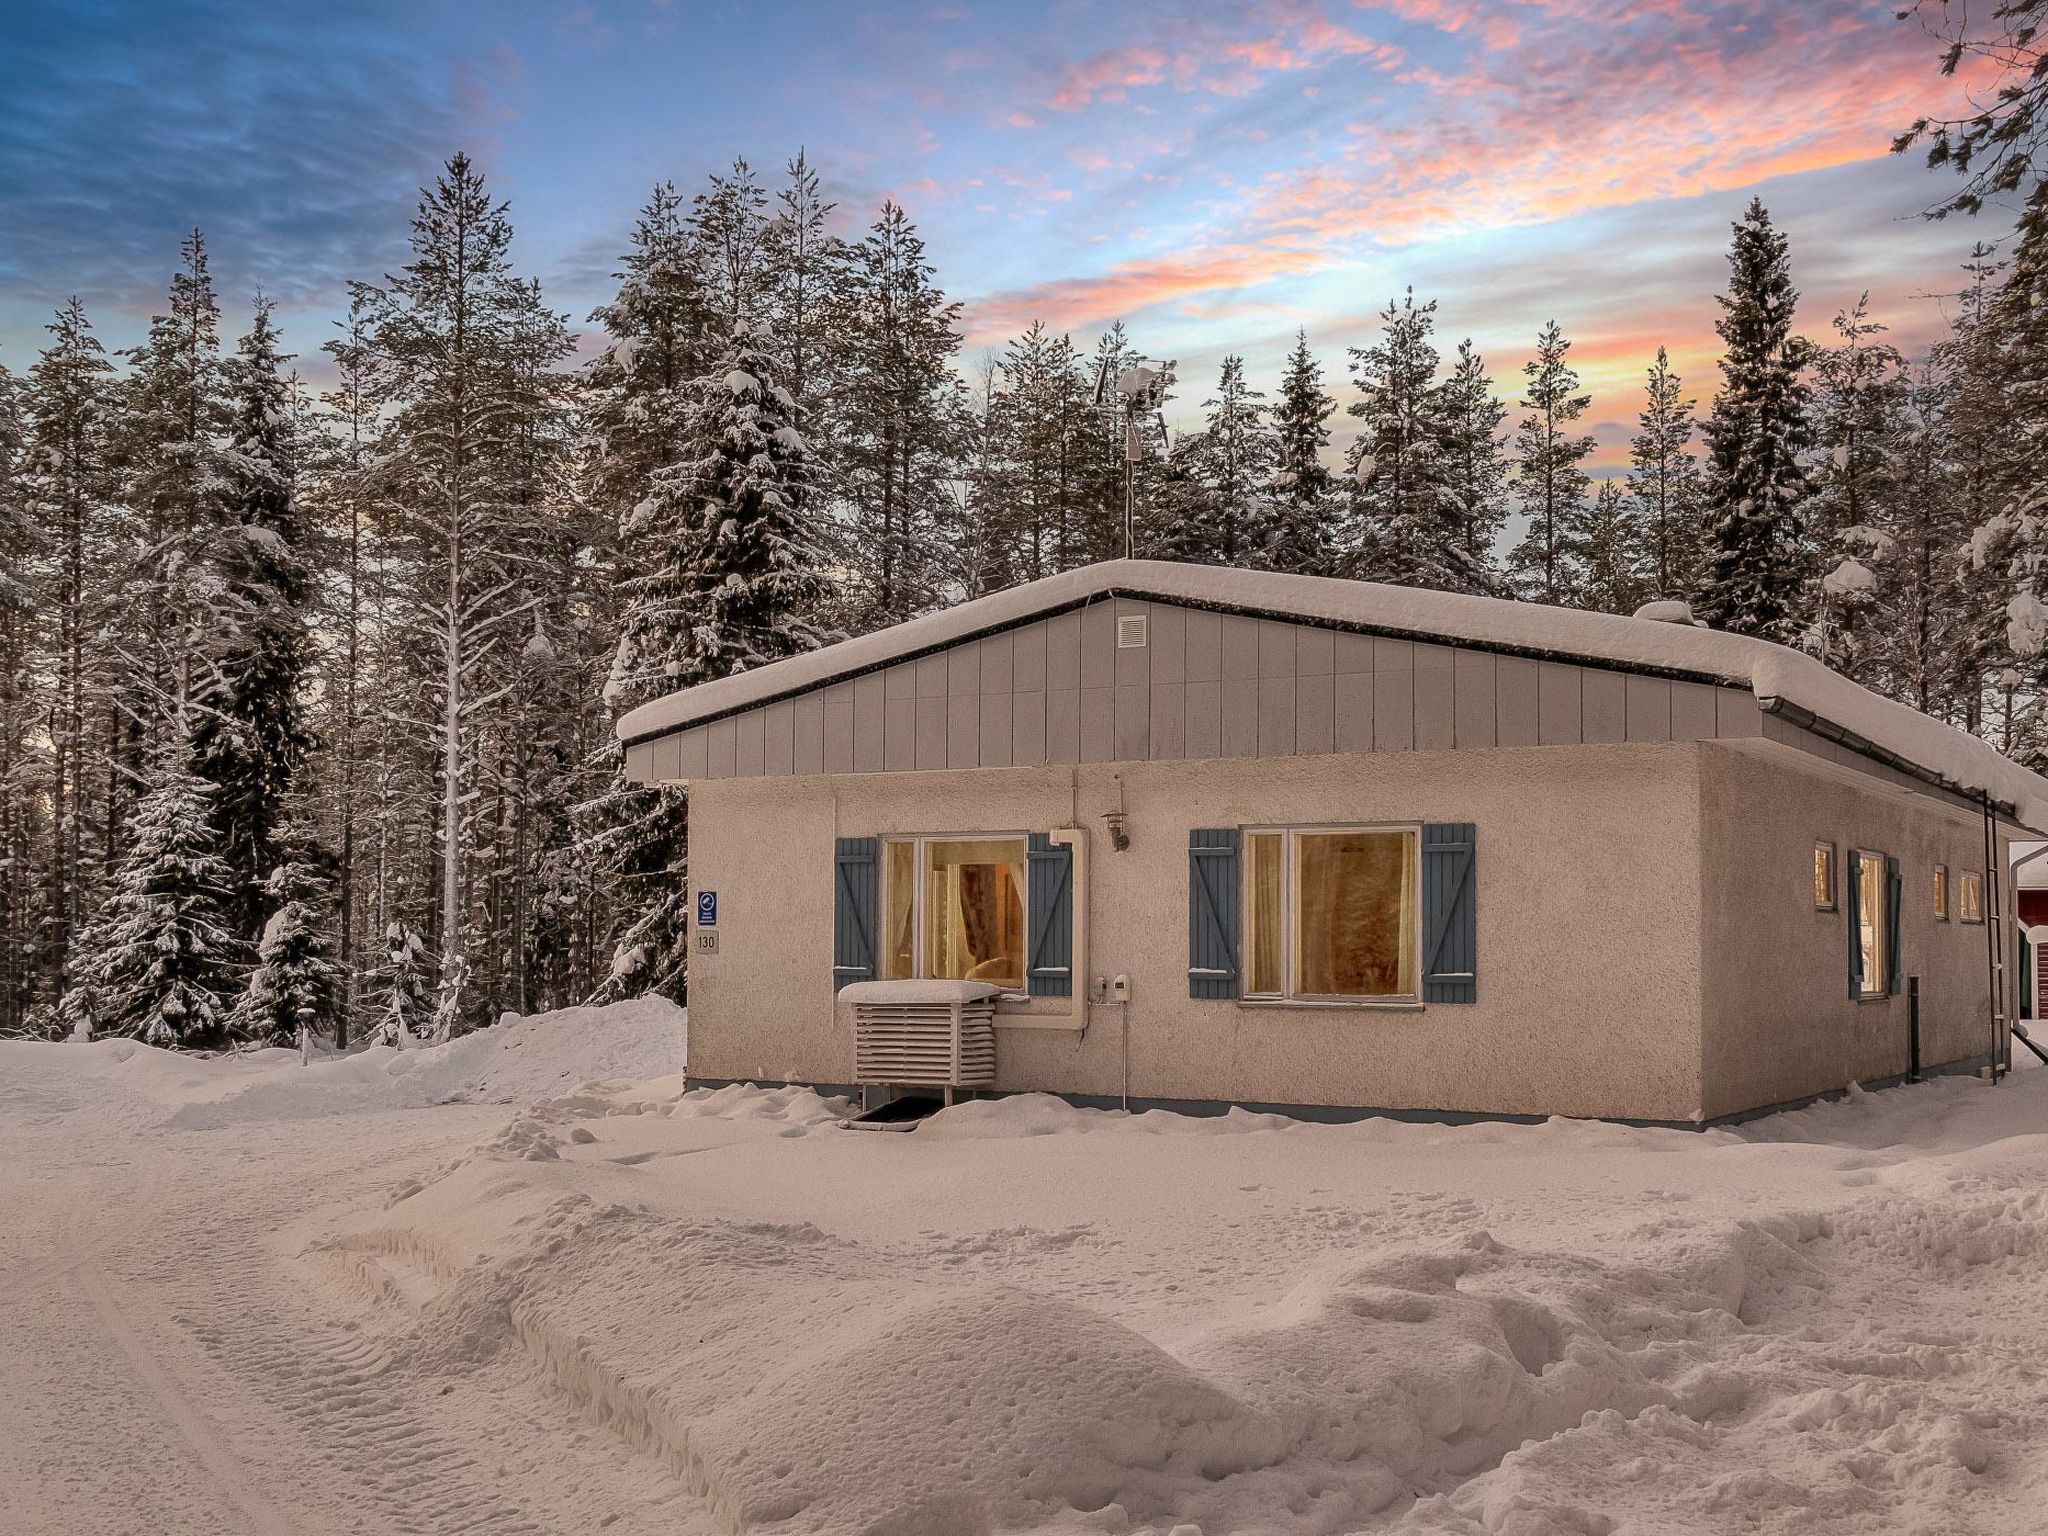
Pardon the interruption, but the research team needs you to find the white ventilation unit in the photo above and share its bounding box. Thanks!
[842,980,1000,1088]
[1116,613,1149,649]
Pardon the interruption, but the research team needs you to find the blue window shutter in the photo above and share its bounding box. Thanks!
[833,837,877,987]
[1422,823,1478,1004]
[1026,833,1074,997]
[1846,847,1864,1000]
[1188,829,1240,999]
[1885,854,1902,997]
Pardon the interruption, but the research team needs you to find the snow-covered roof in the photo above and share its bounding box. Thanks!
[616,559,2048,826]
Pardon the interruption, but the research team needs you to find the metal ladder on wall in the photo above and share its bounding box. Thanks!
[1984,799,2011,1079]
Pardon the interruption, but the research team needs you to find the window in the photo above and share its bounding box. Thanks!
[1960,870,1985,925]
[1243,825,1420,1001]
[1933,864,1950,922]
[1854,850,1887,998]
[1814,842,1836,910]
[882,835,1028,986]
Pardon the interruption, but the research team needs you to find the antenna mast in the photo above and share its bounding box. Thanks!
[1092,354,1176,559]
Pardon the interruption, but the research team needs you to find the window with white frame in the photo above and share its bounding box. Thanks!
[1814,841,1836,910]
[1960,869,1985,924]
[1854,850,1888,998]
[1244,825,1420,1001]
[881,835,1028,986]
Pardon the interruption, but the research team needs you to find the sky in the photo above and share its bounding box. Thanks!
[0,0,2016,464]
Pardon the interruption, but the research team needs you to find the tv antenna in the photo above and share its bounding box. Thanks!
[1092,355,1176,559]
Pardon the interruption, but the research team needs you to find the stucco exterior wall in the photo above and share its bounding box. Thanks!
[685,742,1710,1122]
[1696,741,2012,1119]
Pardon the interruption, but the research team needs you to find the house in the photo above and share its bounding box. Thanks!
[615,560,2041,1125]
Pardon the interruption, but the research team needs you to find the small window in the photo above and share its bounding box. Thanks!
[881,834,1028,986]
[1960,870,1985,925]
[1814,842,1836,910]
[1244,825,1420,1001]
[1933,864,1950,922]
[1854,850,1887,997]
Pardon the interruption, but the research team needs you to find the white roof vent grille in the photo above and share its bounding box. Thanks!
[1116,613,1148,649]
[843,981,999,1088]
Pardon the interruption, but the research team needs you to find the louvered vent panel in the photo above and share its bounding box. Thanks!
[853,999,997,1087]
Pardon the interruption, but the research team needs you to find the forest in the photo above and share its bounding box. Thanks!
[3,4,2047,1051]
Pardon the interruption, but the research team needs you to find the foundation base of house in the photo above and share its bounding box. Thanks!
[683,1051,2003,1134]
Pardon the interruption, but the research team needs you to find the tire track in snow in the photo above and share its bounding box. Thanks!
[73,1259,308,1536]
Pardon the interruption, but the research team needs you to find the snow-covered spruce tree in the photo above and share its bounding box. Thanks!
[766,150,846,438]
[1579,479,1648,615]
[955,352,1024,598]
[1155,356,1276,567]
[691,159,773,334]
[594,325,836,1002]
[1436,338,1510,591]
[832,201,965,630]
[0,350,44,1034]
[363,154,573,1036]
[312,287,387,1044]
[1348,290,1492,592]
[121,230,233,728]
[1807,295,1909,673]
[193,298,318,946]
[26,299,123,1008]
[1506,320,1596,605]
[366,922,433,1045]
[227,806,343,1045]
[1269,329,1338,574]
[1626,347,1703,600]
[1697,199,1816,643]
[62,721,240,1048]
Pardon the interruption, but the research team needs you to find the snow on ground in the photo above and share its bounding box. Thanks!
[2,1010,2045,1536]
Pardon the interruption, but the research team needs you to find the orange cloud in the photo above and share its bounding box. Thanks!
[963,245,1328,343]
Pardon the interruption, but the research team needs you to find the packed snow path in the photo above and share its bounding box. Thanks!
[1,1004,2044,1535]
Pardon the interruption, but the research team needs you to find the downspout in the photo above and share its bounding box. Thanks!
[1983,793,2007,1081]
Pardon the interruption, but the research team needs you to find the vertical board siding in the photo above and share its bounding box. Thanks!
[763,700,794,775]
[1259,672,1297,757]
[622,599,1791,784]
[1333,668,1373,752]
[1581,669,1627,744]
[651,735,681,780]
[1537,663,1581,746]
[1413,644,1455,751]
[884,664,916,771]
[735,709,766,777]
[1452,650,1497,749]
[822,682,856,773]
[1625,675,1672,742]
[1295,670,1334,756]
[853,673,885,772]
[1014,689,1048,765]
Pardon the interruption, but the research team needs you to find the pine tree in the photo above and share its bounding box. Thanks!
[122,230,232,722]
[194,298,317,946]
[765,150,845,446]
[227,806,344,1045]
[1579,479,1648,615]
[834,202,964,628]
[0,350,43,1033]
[692,159,773,332]
[1809,295,1910,669]
[1158,355,1276,566]
[367,922,433,1045]
[62,722,240,1048]
[1506,320,1596,605]
[1437,339,1510,588]
[1697,199,1816,642]
[1626,347,1703,599]
[363,154,573,1036]
[1269,329,1337,574]
[25,300,121,1008]
[1348,290,1491,591]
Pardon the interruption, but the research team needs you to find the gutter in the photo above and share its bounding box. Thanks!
[1756,695,2019,822]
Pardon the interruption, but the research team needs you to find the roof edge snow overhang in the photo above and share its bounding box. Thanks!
[613,559,2048,828]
